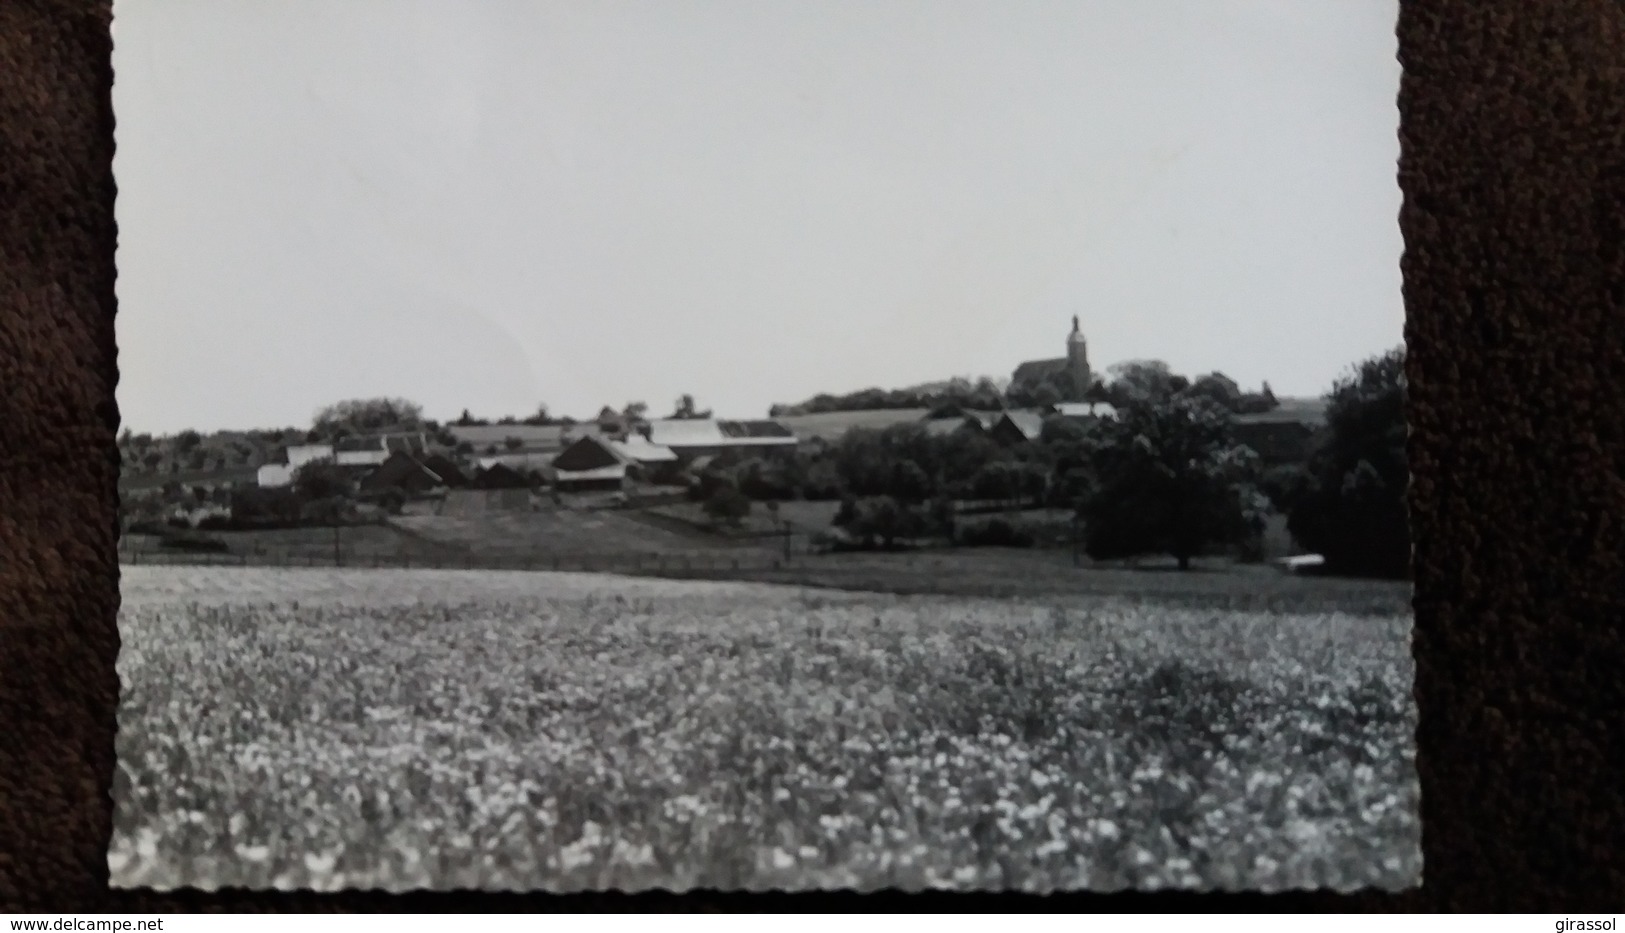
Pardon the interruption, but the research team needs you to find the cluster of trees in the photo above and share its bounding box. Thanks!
[452,405,572,428]
[450,394,714,430]
[311,397,424,436]
[226,459,364,528]
[118,426,309,476]
[769,365,1282,418]
[769,377,1008,417]
[1080,362,1281,415]
[1067,353,1404,575]
[1078,394,1268,570]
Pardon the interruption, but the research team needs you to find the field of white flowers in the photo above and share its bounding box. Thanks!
[111,565,1419,894]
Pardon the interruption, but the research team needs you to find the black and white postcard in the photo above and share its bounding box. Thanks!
[111,0,1417,893]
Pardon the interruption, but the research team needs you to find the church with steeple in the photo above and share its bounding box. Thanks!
[1010,316,1096,397]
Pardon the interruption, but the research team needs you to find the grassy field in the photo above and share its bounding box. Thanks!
[389,508,751,558]
[120,524,466,565]
[711,550,1411,614]
[643,499,844,537]
[111,565,1419,893]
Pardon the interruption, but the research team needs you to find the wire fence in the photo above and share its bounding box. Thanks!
[117,543,808,576]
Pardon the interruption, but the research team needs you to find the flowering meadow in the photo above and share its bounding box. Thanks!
[111,565,1419,893]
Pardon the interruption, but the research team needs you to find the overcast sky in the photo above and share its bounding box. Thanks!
[112,0,1403,435]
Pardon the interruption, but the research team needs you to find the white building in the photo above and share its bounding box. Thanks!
[256,443,336,488]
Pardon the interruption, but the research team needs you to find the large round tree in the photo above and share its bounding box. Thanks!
[1080,394,1263,570]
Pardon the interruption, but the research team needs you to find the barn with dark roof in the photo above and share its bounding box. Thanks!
[357,451,447,498]
[550,435,631,493]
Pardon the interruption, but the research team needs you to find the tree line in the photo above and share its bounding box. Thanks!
[696,350,1408,578]
[767,367,1282,417]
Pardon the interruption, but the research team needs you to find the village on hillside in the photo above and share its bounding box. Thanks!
[116,317,1405,584]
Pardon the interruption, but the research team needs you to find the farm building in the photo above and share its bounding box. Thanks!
[449,423,616,473]
[989,409,1048,446]
[469,462,531,490]
[612,434,678,467]
[256,443,338,487]
[613,435,681,484]
[416,453,469,488]
[720,419,795,441]
[548,433,682,492]
[550,436,631,493]
[1233,400,1328,466]
[643,418,799,460]
[1047,400,1118,421]
[255,433,436,486]
[917,403,1001,439]
[438,462,536,514]
[356,451,450,499]
[333,432,430,467]
[475,451,558,473]
[922,416,979,438]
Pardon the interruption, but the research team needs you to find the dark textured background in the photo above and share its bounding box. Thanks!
[2,0,1622,913]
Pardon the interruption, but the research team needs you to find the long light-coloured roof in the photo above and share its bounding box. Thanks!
[646,419,726,447]
[1000,409,1046,440]
[1052,401,1118,419]
[611,436,678,462]
[1233,397,1328,426]
[645,419,799,448]
[551,464,628,482]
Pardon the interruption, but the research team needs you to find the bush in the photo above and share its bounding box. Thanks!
[376,488,408,515]
[157,531,230,553]
[956,518,1036,549]
[1235,530,1267,564]
[701,482,752,527]
[300,496,354,527]
[736,458,799,501]
[1260,463,1310,512]
[230,486,307,526]
[798,459,843,500]
[833,495,859,528]
[835,496,927,549]
[1080,395,1260,570]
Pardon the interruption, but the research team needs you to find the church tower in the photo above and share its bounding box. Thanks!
[1066,315,1092,389]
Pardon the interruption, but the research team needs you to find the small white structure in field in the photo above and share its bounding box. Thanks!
[1276,553,1326,574]
[256,443,337,488]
